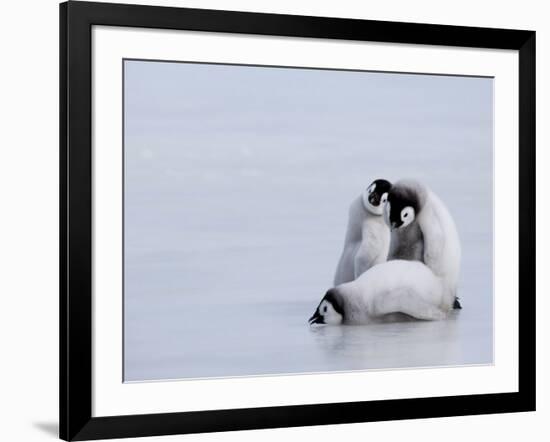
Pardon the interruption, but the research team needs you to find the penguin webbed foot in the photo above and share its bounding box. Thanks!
[453,297,462,310]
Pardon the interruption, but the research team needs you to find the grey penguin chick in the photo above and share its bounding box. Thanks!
[385,183,425,262]
[385,179,462,310]
[333,179,392,286]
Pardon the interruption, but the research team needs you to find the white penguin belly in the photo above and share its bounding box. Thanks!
[354,217,390,278]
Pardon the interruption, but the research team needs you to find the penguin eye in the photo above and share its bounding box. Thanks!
[400,206,415,224]
[323,306,328,313]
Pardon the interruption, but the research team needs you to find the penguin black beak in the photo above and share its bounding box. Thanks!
[308,311,324,325]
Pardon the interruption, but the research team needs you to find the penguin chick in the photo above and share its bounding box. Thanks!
[333,179,392,286]
[385,179,461,311]
[310,260,448,325]
[385,183,425,262]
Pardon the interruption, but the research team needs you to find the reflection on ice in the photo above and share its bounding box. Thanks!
[310,314,463,369]
[124,295,492,381]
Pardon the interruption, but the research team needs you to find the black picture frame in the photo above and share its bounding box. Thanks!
[60,1,536,440]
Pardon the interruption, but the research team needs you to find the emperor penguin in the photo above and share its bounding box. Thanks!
[310,259,447,325]
[333,179,392,286]
[385,179,461,310]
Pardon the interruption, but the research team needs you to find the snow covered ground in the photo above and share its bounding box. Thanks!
[123,60,493,381]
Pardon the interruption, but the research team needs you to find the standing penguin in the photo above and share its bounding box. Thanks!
[333,179,392,286]
[385,179,461,310]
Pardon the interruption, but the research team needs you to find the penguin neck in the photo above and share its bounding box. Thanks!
[397,220,422,237]
[365,205,383,216]
[335,282,370,324]
[362,192,384,216]
[325,289,347,322]
[388,221,424,261]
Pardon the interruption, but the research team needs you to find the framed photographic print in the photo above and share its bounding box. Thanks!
[60,1,536,440]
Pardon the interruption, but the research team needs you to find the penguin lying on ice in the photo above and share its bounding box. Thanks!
[333,179,392,286]
[310,260,447,325]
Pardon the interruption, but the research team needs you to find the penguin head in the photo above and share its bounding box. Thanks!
[386,185,420,230]
[362,179,392,215]
[308,289,345,325]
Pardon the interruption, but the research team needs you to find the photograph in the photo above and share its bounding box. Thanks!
[0,0,539,440]
[123,59,494,382]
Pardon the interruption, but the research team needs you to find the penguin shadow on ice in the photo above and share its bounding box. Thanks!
[309,178,461,326]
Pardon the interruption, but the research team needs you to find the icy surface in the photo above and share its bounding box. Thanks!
[123,61,493,381]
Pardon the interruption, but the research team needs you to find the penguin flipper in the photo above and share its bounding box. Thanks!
[420,204,446,275]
